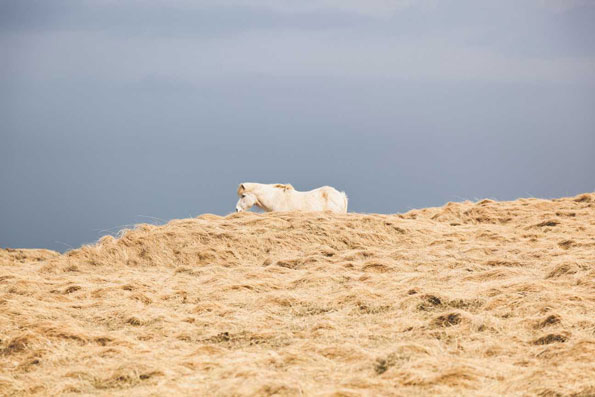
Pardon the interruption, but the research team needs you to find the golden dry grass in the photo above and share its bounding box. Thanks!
[1,193,594,396]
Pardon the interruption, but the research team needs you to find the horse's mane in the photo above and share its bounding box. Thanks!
[273,184,294,192]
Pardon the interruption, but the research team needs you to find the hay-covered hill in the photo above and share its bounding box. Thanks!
[1,194,594,396]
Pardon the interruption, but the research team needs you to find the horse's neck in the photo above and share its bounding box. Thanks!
[254,186,282,212]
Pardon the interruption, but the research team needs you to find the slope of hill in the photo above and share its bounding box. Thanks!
[1,194,594,396]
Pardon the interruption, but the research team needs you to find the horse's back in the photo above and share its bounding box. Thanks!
[310,186,347,213]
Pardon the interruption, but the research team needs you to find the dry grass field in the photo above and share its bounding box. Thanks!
[1,193,594,396]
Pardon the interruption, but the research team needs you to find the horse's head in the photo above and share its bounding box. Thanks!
[236,184,258,212]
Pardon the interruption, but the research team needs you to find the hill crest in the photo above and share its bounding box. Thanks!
[1,193,594,396]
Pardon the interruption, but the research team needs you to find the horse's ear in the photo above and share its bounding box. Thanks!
[237,184,246,196]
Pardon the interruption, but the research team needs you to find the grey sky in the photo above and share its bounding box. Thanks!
[1,0,594,251]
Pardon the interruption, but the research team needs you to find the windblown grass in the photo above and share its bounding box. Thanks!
[1,193,594,396]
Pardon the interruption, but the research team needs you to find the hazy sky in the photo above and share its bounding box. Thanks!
[1,0,594,251]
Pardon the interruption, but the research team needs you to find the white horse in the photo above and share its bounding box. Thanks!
[235,183,348,213]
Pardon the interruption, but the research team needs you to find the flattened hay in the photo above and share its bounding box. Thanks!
[1,193,594,396]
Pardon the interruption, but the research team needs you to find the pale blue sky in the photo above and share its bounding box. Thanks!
[1,0,594,251]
